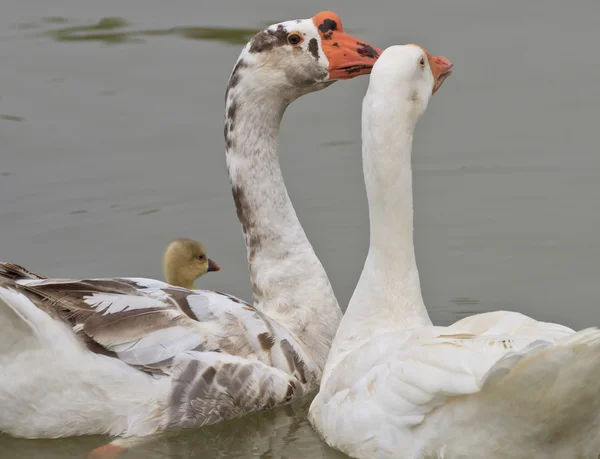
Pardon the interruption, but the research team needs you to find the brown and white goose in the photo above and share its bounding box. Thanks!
[0,11,380,441]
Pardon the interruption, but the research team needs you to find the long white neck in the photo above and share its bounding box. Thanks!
[324,81,432,374]
[224,56,341,371]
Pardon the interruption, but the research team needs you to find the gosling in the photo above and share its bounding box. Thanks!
[163,238,220,289]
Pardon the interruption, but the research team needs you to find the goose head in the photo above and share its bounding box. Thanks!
[368,44,453,121]
[163,238,220,289]
[228,11,382,101]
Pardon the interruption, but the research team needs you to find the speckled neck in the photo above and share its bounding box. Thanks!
[223,56,342,372]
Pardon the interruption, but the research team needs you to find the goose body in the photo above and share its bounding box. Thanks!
[0,11,381,439]
[308,45,600,459]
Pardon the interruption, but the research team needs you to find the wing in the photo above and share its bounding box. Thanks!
[447,310,575,340]
[163,351,305,429]
[0,262,47,280]
[112,277,318,385]
[0,263,317,386]
[3,276,210,372]
[316,318,576,446]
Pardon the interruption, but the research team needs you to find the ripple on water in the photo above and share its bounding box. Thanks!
[0,396,345,458]
[20,17,260,45]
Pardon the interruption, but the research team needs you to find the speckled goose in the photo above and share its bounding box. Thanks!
[0,11,380,442]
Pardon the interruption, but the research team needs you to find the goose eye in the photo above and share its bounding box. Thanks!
[287,33,303,46]
[198,255,205,261]
[419,57,425,68]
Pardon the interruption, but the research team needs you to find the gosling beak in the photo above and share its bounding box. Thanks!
[207,258,221,272]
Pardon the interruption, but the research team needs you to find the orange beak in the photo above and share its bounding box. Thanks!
[312,11,382,80]
[408,44,453,94]
[207,258,221,273]
[429,54,453,94]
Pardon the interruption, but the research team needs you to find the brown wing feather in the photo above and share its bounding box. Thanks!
[0,263,317,394]
[1,278,198,364]
[0,262,47,280]
[166,353,304,429]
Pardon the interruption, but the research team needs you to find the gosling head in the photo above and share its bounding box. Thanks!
[163,238,220,290]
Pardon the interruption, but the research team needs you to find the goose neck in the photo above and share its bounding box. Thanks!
[223,61,341,371]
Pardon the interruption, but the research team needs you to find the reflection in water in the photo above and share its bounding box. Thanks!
[28,17,260,45]
[1,397,345,459]
[450,297,480,305]
[0,115,23,121]
[125,397,345,459]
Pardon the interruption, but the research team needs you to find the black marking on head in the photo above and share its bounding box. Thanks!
[356,42,380,59]
[332,42,339,47]
[318,19,337,34]
[249,24,288,53]
[308,38,319,60]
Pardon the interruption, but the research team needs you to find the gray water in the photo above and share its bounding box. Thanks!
[1,0,599,457]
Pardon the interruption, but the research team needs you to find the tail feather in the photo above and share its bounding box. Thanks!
[480,328,600,445]
[0,262,47,281]
[558,327,600,347]
[0,285,75,349]
[0,287,40,353]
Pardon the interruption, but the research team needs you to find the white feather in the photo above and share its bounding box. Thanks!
[310,46,600,459]
[83,292,169,314]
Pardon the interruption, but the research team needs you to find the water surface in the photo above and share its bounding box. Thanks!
[2,0,600,457]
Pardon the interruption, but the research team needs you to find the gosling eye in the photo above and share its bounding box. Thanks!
[419,57,426,68]
[287,32,304,46]
[198,255,206,261]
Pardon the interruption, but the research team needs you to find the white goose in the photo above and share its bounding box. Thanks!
[308,44,600,459]
[0,11,381,442]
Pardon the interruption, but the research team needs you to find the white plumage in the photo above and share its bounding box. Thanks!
[309,45,600,459]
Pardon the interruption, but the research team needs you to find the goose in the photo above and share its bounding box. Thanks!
[0,11,381,444]
[163,238,220,289]
[308,44,600,459]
